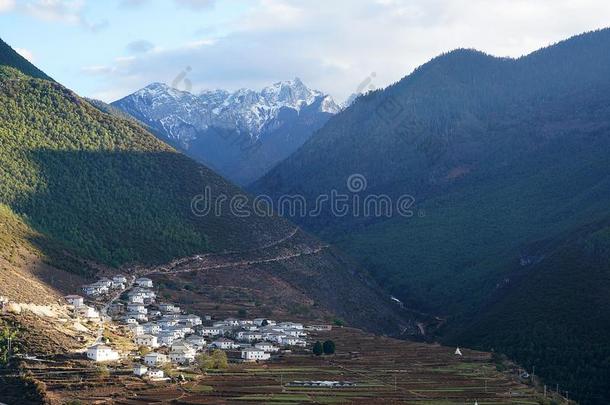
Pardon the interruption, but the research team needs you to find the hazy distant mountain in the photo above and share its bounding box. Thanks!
[253,29,610,403]
[112,78,340,185]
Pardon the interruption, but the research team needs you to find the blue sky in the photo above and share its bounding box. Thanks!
[1,0,610,103]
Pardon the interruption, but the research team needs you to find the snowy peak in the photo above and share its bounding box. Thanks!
[112,77,339,185]
[116,78,339,138]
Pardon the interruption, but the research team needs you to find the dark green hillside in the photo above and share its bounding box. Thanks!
[254,28,610,404]
[0,66,291,268]
[456,222,610,403]
[0,38,52,81]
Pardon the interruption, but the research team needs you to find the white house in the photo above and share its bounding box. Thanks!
[254,318,276,326]
[280,336,306,347]
[157,332,176,347]
[186,335,206,349]
[182,314,202,326]
[144,352,168,366]
[64,295,84,307]
[237,331,263,342]
[169,348,196,364]
[171,340,193,352]
[97,278,112,288]
[128,324,145,336]
[255,342,279,352]
[133,364,148,376]
[124,317,138,325]
[147,369,164,379]
[82,283,108,296]
[241,348,271,361]
[277,322,304,330]
[211,337,235,350]
[86,344,120,362]
[129,295,144,304]
[127,312,148,322]
[77,305,100,319]
[113,274,128,284]
[159,319,178,329]
[127,303,147,314]
[135,277,153,288]
[142,322,161,335]
[135,334,159,348]
[199,326,223,337]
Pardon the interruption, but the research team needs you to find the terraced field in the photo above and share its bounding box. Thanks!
[25,327,559,404]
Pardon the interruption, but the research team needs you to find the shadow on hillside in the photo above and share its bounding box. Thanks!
[11,149,288,272]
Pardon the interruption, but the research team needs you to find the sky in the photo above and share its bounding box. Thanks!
[1,0,609,103]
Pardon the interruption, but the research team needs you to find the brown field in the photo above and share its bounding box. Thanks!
[19,327,554,405]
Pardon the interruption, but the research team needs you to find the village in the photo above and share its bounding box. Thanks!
[67,274,327,382]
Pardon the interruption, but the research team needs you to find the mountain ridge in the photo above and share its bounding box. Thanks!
[112,78,340,185]
[252,28,610,404]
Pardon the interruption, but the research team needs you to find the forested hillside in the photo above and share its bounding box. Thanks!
[0,66,293,268]
[0,38,416,338]
[253,29,610,404]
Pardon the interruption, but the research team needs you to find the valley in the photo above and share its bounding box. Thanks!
[1,10,608,404]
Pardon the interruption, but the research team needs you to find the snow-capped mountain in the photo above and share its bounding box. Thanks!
[112,78,339,185]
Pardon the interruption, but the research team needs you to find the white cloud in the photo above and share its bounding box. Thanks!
[87,0,610,103]
[21,0,108,32]
[173,0,215,11]
[81,65,114,75]
[0,0,15,13]
[15,47,35,62]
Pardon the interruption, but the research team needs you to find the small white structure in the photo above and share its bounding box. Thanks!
[127,303,147,314]
[78,305,100,319]
[279,336,306,347]
[169,348,196,364]
[147,368,164,379]
[199,326,224,337]
[82,283,108,296]
[135,334,159,348]
[124,317,138,325]
[128,324,145,336]
[113,274,128,284]
[241,348,271,361]
[186,335,206,349]
[133,364,148,376]
[211,337,235,350]
[135,277,153,288]
[237,331,263,342]
[182,314,202,326]
[86,344,120,362]
[64,295,84,307]
[142,322,161,335]
[255,342,279,352]
[129,295,144,304]
[157,332,176,347]
[127,312,148,322]
[455,347,463,356]
[144,352,169,366]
